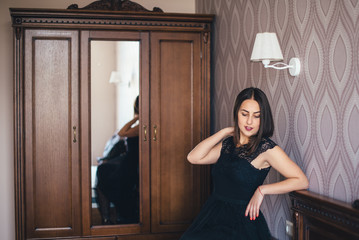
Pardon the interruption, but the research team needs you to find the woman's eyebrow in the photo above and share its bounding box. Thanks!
[240,109,261,114]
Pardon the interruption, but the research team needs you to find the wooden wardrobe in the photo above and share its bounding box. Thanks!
[10,1,213,239]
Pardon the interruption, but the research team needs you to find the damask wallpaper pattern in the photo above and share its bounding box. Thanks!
[196,0,359,239]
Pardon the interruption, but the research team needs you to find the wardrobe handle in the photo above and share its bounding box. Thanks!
[73,126,77,143]
[143,125,147,141]
[153,125,157,141]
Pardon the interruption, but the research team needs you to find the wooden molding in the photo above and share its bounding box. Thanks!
[290,190,359,240]
[9,8,213,32]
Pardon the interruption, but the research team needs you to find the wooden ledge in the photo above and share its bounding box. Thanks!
[290,190,359,240]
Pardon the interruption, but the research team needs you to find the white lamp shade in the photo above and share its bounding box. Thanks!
[250,32,284,62]
[109,71,121,83]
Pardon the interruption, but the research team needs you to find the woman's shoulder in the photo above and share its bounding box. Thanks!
[221,136,235,152]
[259,137,277,151]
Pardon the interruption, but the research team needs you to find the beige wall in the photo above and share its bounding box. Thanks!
[91,41,117,165]
[0,1,194,239]
[136,0,195,13]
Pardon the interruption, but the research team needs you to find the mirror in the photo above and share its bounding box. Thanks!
[90,40,140,225]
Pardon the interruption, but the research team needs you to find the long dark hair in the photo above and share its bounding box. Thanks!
[233,87,274,154]
[134,95,139,115]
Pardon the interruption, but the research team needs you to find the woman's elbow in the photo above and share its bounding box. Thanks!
[300,176,309,190]
[187,153,200,164]
[303,177,309,189]
[187,152,203,164]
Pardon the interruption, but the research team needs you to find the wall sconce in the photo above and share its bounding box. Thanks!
[250,32,301,76]
[109,71,121,83]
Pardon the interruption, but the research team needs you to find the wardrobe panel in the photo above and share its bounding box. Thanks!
[24,29,80,238]
[150,32,203,233]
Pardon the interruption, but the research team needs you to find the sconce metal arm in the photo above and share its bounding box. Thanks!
[263,62,292,70]
[261,57,300,76]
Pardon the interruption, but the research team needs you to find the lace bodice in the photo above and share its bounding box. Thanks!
[221,136,277,165]
[211,136,277,202]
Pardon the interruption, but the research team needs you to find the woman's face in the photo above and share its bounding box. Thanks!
[237,99,261,144]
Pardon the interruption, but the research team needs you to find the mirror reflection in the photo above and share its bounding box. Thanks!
[91,41,140,225]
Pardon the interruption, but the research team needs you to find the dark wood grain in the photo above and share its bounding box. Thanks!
[11,5,213,239]
[290,190,359,240]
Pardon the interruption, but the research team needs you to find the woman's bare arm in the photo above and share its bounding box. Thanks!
[187,127,234,165]
[260,146,309,194]
[118,115,139,138]
[245,146,309,220]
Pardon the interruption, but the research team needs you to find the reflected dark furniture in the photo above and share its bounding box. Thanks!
[290,190,359,240]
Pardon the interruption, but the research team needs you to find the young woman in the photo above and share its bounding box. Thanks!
[180,87,308,239]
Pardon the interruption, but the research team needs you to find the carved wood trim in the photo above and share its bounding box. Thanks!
[16,17,208,29]
[9,9,213,32]
[294,200,359,229]
[203,32,208,44]
[290,190,359,239]
[15,27,21,40]
[67,0,163,12]
[13,23,25,240]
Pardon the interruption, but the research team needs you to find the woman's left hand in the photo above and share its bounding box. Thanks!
[245,187,264,221]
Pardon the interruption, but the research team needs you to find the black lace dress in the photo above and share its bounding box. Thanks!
[180,136,277,240]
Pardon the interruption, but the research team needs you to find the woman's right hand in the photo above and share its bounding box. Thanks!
[223,126,234,136]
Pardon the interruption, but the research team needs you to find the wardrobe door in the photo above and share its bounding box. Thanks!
[150,32,209,233]
[23,29,81,238]
[80,30,151,237]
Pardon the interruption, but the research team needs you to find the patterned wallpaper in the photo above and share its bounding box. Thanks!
[196,0,359,239]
